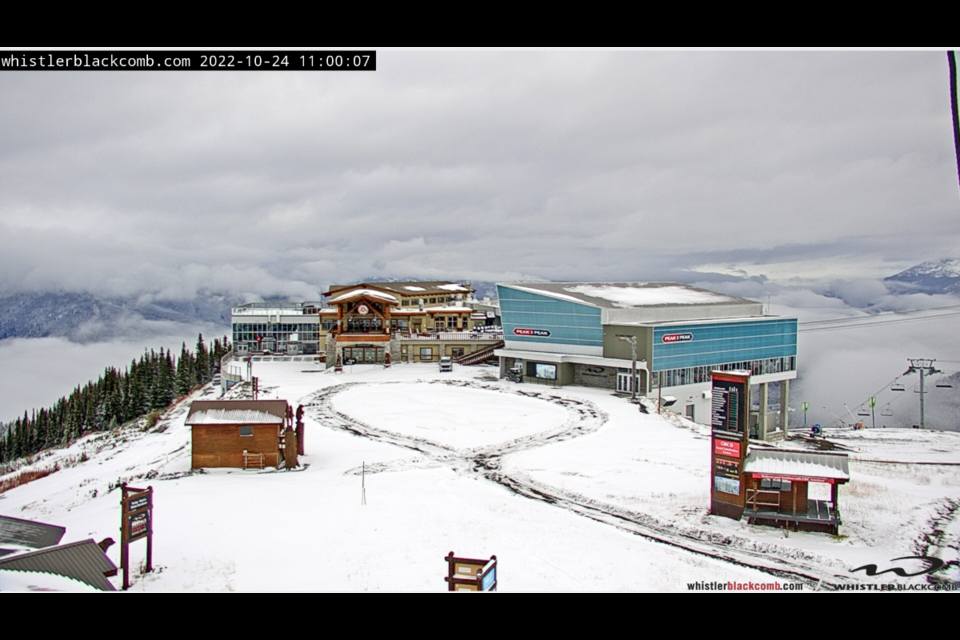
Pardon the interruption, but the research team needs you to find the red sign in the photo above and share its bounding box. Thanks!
[714,439,741,458]
[357,304,369,314]
[750,474,836,484]
[513,328,551,337]
[662,333,693,343]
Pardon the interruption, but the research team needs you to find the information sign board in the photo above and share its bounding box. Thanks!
[120,484,153,590]
[711,374,747,434]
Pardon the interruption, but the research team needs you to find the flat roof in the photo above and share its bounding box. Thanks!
[232,301,325,316]
[499,282,757,309]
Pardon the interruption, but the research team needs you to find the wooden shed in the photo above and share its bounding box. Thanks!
[186,399,291,469]
[742,448,850,534]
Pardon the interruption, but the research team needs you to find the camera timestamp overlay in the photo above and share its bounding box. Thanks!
[0,51,376,71]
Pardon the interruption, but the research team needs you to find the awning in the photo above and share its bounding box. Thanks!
[744,448,850,482]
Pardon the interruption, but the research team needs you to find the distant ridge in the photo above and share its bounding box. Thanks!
[884,259,960,295]
[0,292,239,342]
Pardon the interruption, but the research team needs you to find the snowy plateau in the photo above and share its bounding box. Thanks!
[1,361,958,592]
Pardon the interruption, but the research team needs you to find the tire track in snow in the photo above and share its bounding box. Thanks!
[304,380,851,588]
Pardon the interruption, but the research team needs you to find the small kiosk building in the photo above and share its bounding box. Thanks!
[187,400,292,469]
[742,448,850,534]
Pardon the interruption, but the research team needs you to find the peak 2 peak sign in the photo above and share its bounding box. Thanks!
[661,333,693,343]
[514,328,551,337]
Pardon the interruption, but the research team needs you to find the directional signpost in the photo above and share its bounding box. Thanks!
[120,484,153,590]
[444,551,497,592]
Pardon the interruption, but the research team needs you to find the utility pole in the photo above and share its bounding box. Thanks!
[904,359,939,429]
[616,335,638,401]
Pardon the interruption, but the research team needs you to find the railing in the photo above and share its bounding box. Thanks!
[457,341,505,365]
[243,451,265,470]
[398,332,503,341]
[745,488,780,510]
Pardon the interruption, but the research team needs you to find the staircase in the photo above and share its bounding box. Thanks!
[456,341,504,366]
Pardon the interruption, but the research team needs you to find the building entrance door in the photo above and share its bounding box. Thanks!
[342,346,385,364]
[617,372,638,394]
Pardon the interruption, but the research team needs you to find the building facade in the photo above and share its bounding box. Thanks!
[495,282,797,435]
[323,281,502,366]
[231,301,325,356]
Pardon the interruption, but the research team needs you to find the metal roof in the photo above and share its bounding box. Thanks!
[499,282,758,309]
[744,448,850,481]
[0,539,117,591]
[186,400,289,426]
[0,515,66,554]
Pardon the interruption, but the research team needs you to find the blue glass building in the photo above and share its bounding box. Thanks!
[496,282,797,436]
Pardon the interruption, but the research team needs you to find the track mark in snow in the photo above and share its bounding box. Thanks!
[304,379,853,588]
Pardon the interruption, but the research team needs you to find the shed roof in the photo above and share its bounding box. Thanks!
[0,516,66,556]
[186,400,289,426]
[744,448,850,481]
[0,539,117,591]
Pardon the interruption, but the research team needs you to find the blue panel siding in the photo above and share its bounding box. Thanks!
[498,286,603,348]
[653,319,797,371]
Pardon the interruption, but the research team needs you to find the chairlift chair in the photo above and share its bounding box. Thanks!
[857,409,870,417]
[890,383,905,391]
[935,378,953,388]
[880,407,893,417]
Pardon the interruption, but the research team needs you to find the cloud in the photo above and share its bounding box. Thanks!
[0,50,956,301]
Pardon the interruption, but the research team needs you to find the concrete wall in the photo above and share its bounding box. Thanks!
[602,326,653,363]
[573,363,618,389]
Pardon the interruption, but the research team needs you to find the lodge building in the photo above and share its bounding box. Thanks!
[322,281,501,366]
[229,281,504,368]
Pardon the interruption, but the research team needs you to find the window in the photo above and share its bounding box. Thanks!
[239,426,253,437]
[531,363,557,380]
[420,347,433,358]
[760,478,791,491]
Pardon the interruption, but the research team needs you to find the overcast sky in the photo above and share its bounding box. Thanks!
[1,49,958,302]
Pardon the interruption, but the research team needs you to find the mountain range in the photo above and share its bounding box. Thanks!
[884,258,960,294]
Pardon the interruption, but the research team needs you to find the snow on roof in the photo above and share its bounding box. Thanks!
[563,284,735,308]
[186,409,284,425]
[328,289,399,304]
[507,284,587,305]
[744,449,850,481]
[403,286,426,291]
[0,568,101,592]
[186,400,289,425]
[437,284,468,292]
[501,282,754,309]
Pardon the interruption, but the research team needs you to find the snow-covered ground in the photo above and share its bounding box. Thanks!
[1,362,958,591]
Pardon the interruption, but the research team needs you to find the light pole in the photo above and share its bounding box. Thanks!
[617,335,638,402]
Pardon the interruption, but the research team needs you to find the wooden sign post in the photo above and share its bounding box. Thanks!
[120,484,153,590]
[444,551,497,591]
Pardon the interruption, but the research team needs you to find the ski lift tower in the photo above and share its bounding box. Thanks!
[904,359,940,429]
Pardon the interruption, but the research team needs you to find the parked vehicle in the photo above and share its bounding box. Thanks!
[439,357,453,372]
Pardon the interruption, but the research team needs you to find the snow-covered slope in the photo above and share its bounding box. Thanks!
[1,363,957,591]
